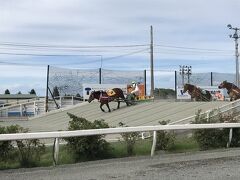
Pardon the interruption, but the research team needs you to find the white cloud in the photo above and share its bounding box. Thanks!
[0,0,239,93]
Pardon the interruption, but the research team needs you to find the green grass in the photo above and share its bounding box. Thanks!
[169,136,199,153]
[109,139,152,158]
[0,136,199,170]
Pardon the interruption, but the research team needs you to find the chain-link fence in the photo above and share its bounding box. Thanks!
[177,72,235,87]
[49,66,145,96]
[49,66,236,98]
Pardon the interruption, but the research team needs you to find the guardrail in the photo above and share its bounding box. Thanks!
[1,123,240,165]
[0,96,84,118]
[170,99,240,125]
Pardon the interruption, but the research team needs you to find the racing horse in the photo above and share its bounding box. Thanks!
[88,88,129,112]
[183,83,212,101]
[218,80,240,101]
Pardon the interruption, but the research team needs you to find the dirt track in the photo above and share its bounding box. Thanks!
[1,148,240,180]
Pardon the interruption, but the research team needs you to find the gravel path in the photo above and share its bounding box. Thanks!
[1,148,240,180]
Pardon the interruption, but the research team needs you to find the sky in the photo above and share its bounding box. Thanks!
[0,0,240,95]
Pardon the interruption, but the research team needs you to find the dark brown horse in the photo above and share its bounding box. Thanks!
[183,83,212,101]
[88,88,128,112]
[218,81,240,101]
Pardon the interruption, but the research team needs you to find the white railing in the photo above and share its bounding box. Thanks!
[170,99,240,125]
[1,123,240,165]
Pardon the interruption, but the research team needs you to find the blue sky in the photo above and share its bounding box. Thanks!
[0,0,239,95]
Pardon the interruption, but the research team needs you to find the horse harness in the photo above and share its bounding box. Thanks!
[99,91,110,102]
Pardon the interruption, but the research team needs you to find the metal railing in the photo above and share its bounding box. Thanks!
[170,99,240,125]
[0,123,240,165]
[0,96,84,118]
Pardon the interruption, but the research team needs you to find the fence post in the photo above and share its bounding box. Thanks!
[99,68,102,84]
[72,96,74,105]
[227,128,233,148]
[175,71,177,100]
[210,72,213,86]
[53,138,59,166]
[206,111,210,122]
[20,104,22,116]
[33,101,36,115]
[151,131,157,157]
[144,69,147,96]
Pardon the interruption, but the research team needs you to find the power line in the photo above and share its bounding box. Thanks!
[0,46,147,53]
[154,50,233,57]
[155,44,233,53]
[0,48,149,66]
[0,42,149,49]
[102,48,149,61]
[0,52,103,57]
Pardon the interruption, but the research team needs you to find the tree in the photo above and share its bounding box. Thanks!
[17,91,22,94]
[52,86,60,97]
[4,89,10,94]
[29,89,36,95]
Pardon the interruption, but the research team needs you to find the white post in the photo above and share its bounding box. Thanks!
[60,96,62,108]
[72,96,74,105]
[227,128,233,148]
[141,132,145,139]
[206,111,210,122]
[33,101,36,115]
[151,131,157,157]
[53,138,59,166]
[20,104,23,116]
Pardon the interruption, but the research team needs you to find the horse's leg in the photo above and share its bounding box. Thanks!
[120,90,129,106]
[117,100,120,109]
[100,103,105,112]
[106,103,111,112]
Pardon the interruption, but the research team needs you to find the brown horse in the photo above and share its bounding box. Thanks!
[88,88,129,112]
[218,81,240,101]
[183,83,212,101]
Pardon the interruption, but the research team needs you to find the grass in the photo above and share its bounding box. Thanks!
[169,136,199,153]
[0,136,199,170]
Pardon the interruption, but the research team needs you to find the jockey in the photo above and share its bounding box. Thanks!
[130,81,139,99]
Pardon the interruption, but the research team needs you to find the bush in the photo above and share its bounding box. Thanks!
[64,113,110,161]
[193,109,240,150]
[156,120,175,151]
[7,125,45,167]
[119,122,139,156]
[0,126,14,161]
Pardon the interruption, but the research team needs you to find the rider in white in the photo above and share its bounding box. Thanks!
[131,81,139,99]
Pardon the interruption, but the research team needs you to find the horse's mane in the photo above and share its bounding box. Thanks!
[225,81,238,89]
[231,83,238,89]
[185,83,196,89]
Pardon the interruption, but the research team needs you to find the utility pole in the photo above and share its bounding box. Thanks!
[228,24,240,87]
[150,25,154,97]
[179,65,192,86]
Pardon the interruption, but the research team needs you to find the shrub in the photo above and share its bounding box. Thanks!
[193,109,240,150]
[64,113,110,161]
[0,126,14,161]
[119,122,139,156]
[156,120,175,151]
[7,125,45,167]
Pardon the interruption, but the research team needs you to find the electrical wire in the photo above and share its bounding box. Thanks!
[155,44,233,53]
[0,42,149,49]
[0,48,149,66]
